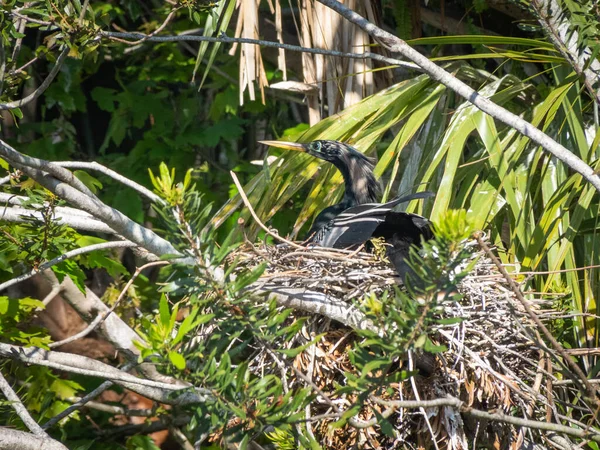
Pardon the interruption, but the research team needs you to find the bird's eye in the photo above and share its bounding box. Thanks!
[310,142,322,152]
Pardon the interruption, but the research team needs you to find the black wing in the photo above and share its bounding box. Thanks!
[318,192,434,248]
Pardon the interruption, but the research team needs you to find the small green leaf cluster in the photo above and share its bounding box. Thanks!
[140,166,319,445]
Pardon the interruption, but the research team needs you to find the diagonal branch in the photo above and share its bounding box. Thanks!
[316,0,600,194]
[0,370,47,437]
[531,0,600,106]
[0,47,69,111]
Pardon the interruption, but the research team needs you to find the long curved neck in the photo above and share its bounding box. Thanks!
[333,155,379,208]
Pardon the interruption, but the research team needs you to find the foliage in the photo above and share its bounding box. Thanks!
[0,0,599,447]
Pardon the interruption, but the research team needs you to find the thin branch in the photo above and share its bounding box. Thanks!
[0,47,69,111]
[123,7,181,45]
[0,370,46,436]
[315,0,600,194]
[53,161,164,204]
[49,260,169,349]
[10,15,28,68]
[475,232,599,405]
[42,361,137,430]
[0,39,5,97]
[78,0,89,24]
[230,171,304,250]
[369,395,600,442]
[101,31,420,70]
[254,284,378,333]
[0,240,137,293]
[169,426,195,450]
[0,342,212,406]
[10,11,53,26]
[96,415,190,437]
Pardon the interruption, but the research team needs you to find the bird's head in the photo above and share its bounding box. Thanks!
[259,139,379,204]
[259,139,373,167]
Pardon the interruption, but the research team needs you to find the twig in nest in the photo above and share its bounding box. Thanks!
[475,231,600,406]
[230,171,304,250]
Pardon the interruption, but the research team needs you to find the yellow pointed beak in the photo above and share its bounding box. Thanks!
[258,140,306,152]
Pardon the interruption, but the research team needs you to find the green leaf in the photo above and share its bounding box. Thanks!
[52,260,87,294]
[159,294,170,328]
[168,351,186,370]
[73,171,103,194]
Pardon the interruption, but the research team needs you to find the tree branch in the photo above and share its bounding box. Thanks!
[0,139,179,258]
[53,161,164,205]
[42,361,137,430]
[0,428,68,450]
[316,0,600,194]
[49,260,169,349]
[0,139,98,199]
[0,371,46,436]
[369,395,600,442]
[0,47,69,111]
[0,342,212,406]
[0,204,116,234]
[101,31,420,70]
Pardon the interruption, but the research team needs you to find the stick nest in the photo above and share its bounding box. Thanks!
[231,240,569,450]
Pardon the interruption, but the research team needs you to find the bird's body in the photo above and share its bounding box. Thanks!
[259,139,433,283]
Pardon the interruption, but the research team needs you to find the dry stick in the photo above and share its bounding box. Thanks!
[42,360,136,430]
[0,47,69,110]
[124,7,181,46]
[49,260,169,349]
[475,232,599,405]
[0,370,47,436]
[315,0,600,195]
[230,171,305,250]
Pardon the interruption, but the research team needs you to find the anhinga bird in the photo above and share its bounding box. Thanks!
[259,140,434,283]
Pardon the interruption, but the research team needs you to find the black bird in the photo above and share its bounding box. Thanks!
[259,139,433,283]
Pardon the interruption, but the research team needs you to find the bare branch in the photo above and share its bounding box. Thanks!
[42,361,137,430]
[369,395,600,442]
[101,31,420,70]
[255,284,378,333]
[54,161,164,204]
[0,47,69,111]
[316,0,600,194]
[230,171,304,249]
[0,371,46,436]
[0,428,68,450]
[0,241,137,293]
[49,260,169,349]
[0,342,212,405]
[0,139,98,199]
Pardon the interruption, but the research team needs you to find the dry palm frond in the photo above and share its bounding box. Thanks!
[232,0,390,120]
